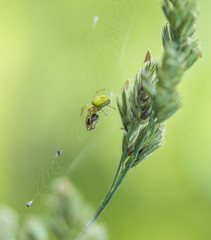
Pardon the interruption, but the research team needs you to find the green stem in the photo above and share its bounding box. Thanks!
[109,127,134,191]
[78,160,134,239]
[77,117,154,239]
[110,147,127,191]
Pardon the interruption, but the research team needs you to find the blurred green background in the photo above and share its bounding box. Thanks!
[0,0,211,239]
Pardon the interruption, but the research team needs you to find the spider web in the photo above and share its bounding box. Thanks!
[90,0,136,91]
[16,0,136,221]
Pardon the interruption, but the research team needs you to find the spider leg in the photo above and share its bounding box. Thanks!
[80,105,91,122]
[93,89,106,98]
[107,105,116,110]
[101,109,107,116]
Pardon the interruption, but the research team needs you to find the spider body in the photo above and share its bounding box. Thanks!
[92,95,110,107]
[80,90,115,130]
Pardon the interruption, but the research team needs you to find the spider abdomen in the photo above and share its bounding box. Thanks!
[92,95,110,107]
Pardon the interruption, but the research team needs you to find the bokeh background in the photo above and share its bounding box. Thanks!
[0,0,211,239]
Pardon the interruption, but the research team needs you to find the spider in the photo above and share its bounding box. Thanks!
[80,89,115,130]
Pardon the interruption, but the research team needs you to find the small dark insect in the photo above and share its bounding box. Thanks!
[86,113,99,131]
[26,200,33,207]
[56,150,62,157]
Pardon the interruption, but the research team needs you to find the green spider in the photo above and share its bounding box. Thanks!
[80,89,115,130]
